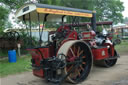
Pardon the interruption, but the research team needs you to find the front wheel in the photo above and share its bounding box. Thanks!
[95,50,118,68]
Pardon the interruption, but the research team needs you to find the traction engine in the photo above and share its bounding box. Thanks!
[28,22,119,84]
[15,3,119,85]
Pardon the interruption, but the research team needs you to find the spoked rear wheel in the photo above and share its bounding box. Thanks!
[64,42,92,84]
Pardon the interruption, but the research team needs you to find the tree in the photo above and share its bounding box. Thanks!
[0,6,9,33]
[0,0,28,32]
[0,0,28,9]
[60,0,124,23]
[94,0,124,23]
[123,17,128,23]
[0,0,124,24]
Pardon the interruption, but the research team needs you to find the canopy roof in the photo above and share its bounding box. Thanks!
[66,21,113,27]
[15,3,94,22]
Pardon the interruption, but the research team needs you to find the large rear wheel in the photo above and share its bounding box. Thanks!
[57,40,93,84]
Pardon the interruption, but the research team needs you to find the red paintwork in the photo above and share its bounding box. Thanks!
[57,26,70,32]
[67,56,77,62]
[66,31,78,39]
[81,30,96,40]
[103,43,114,57]
[27,48,44,78]
[81,32,92,40]
[66,45,78,62]
[57,31,78,56]
[58,29,78,48]
[57,26,71,37]
[92,47,109,60]
[27,46,54,78]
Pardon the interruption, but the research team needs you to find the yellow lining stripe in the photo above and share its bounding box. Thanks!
[36,8,92,18]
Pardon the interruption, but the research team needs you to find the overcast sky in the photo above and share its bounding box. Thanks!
[121,0,128,18]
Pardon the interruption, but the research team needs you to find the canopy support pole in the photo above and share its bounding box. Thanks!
[62,15,66,26]
[91,13,96,32]
[29,13,32,46]
[39,14,49,46]
[38,13,42,46]
[23,15,31,48]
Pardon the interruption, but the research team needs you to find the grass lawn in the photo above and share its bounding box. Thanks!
[0,55,32,77]
[115,40,128,55]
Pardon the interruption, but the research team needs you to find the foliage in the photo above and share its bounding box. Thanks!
[123,17,128,23]
[38,0,61,5]
[0,0,28,9]
[0,0,125,25]
[0,55,31,77]
[94,0,124,23]
[0,28,4,35]
[45,22,61,28]
[0,6,9,33]
[59,0,124,23]
[5,21,12,28]
[0,49,8,58]
[115,41,128,55]
[19,30,38,49]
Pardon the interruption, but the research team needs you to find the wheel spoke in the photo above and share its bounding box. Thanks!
[67,65,73,72]
[82,56,86,58]
[70,48,76,57]
[69,69,77,79]
[74,69,79,78]
[79,65,84,71]
[77,46,80,56]
[79,50,84,56]
[82,62,86,65]
[73,45,76,53]
[76,69,81,76]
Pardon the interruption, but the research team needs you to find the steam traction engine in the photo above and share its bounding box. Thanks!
[16,3,119,85]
